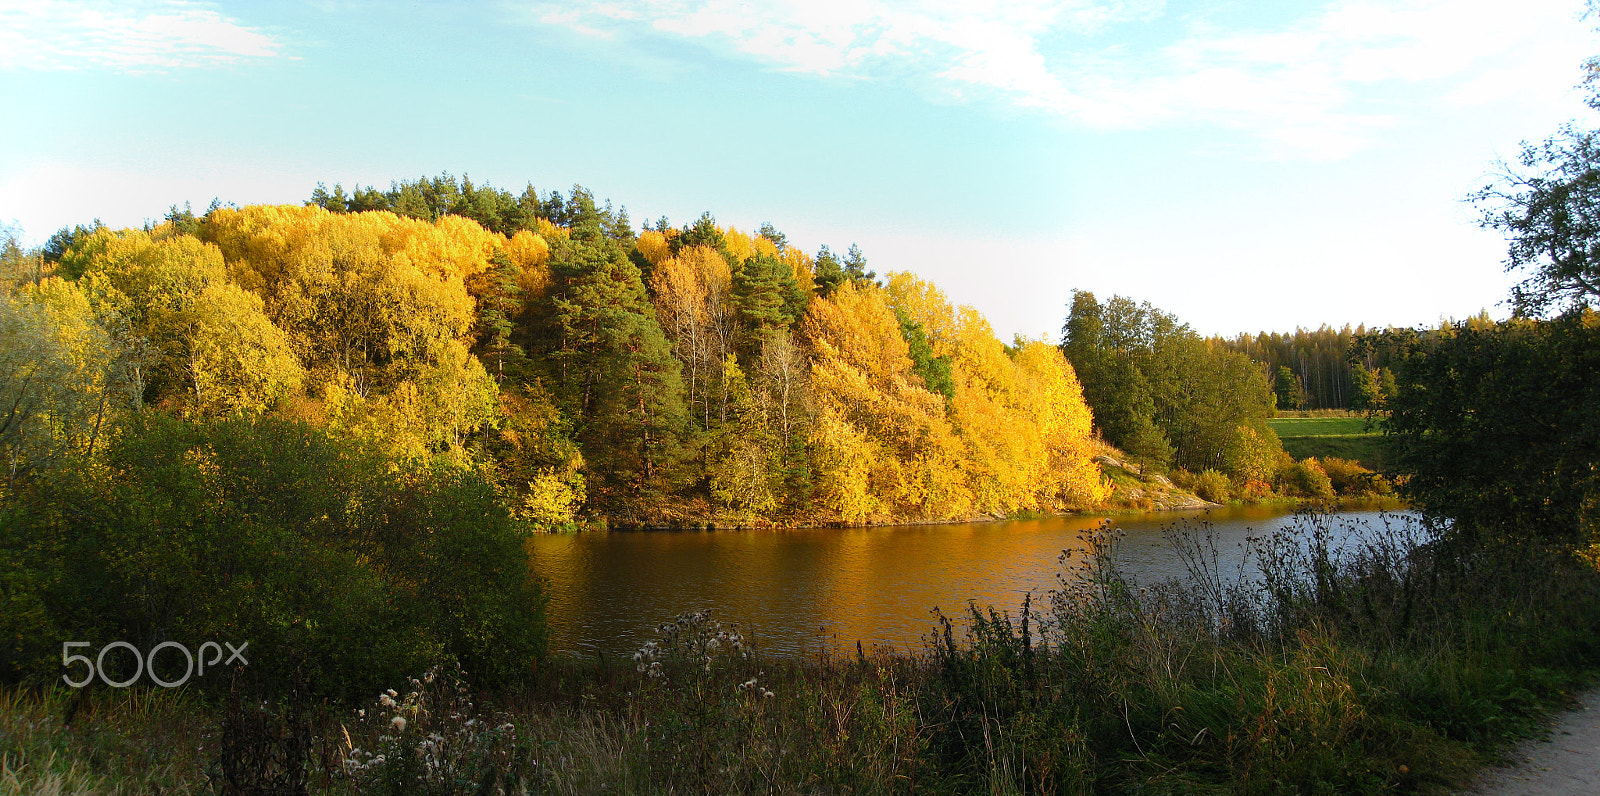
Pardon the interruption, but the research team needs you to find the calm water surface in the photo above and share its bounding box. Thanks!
[528,502,1413,659]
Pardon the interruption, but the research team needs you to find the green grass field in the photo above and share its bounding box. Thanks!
[1269,416,1391,471]
[1268,416,1377,437]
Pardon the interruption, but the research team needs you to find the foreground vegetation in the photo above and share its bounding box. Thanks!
[3,512,1598,794]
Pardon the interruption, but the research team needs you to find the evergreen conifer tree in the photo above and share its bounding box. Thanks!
[547,233,687,505]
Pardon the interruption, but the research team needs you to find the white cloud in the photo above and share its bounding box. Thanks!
[524,0,1594,159]
[0,0,282,71]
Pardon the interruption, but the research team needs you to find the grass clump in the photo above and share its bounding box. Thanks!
[0,685,214,795]
[1186,468,1232,503]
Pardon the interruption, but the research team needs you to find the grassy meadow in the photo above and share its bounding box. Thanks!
[1269,414,1390,471]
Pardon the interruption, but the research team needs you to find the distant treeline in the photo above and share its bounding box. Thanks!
[1217,326,1396,411]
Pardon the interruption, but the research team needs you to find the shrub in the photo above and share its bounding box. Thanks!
[1222,423,1282,484]
[2,414,546,696]
[1281,458,1335,499]
[1318,456,1390,496]
[1190,469,1232,503]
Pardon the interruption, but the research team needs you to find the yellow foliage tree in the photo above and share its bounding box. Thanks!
[304,337,500,465]
[200,206,480,396]
[1,278,123,489]
[754,327,812,448]
[805,282,970,522]
[323,379,427,460]
[197,206,523,463]
[780,247,813,294]
[1013,340,1110,508]
[947,306,1044,514]
[649,245,735,427]
[707,355,778,515]
[635,229,673,268]
[418,339,501,453]
[535,218,569,240]
[887,272,1107,514]
[505,229,552,300]
[1223,423,1284,488]
[885,272,957,356]
[180,283,303,417]
[808,409,879,522]
[491,386,585,528]
[71,228,302,417]
[718,226,779,265]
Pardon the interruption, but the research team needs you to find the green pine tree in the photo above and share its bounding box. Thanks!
[547,234,687,506]
[468,249,526,379]
[733,254,803,357]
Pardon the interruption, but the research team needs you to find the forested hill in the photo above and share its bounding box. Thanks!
[4,176,1111,528]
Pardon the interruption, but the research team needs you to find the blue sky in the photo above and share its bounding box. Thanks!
[2,0,1597,339]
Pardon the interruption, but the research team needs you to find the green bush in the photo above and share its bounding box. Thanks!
[1318,455,1390,496]
[1190,468,1232,503]
[1,414,546,696]
[1281,457,1335,499]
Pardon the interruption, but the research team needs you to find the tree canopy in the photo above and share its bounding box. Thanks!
[1060,290,1278,479]
[4,179,1133,532]
[1474,126,1600,316]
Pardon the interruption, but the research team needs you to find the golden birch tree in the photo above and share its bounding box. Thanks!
[805,282,970,522]
[70,228,302,417]
[0,278,122,492]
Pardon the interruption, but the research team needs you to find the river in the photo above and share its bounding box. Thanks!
[528,502,1414,659]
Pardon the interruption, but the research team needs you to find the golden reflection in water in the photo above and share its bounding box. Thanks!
[526,503,1409,659]
[805,518,1106,655]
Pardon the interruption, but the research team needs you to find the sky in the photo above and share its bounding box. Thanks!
[2,0,1598,340]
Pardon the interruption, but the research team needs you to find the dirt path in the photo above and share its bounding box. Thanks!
[1464,689,1600,795]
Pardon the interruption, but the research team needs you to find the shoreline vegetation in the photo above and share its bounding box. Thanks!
[559,475,1384,530]
[3,512,1596,794]
[592,471,1403,532]
[588,498,1398,532]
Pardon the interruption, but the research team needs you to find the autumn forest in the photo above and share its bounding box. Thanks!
[8,178,1112,531]
[5,173,1411,541]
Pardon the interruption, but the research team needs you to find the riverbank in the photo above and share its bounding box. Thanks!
[5,514,1595,794]
[595,460,1214,530]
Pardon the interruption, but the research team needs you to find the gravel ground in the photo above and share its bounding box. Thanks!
[1464,689,1600,795]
